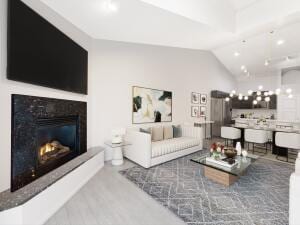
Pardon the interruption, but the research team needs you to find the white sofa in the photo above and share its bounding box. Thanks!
[124,125,204,168]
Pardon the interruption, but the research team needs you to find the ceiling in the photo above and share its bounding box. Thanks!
[228,0,260,11]
[213,17,300,78]
[28,0,300,77]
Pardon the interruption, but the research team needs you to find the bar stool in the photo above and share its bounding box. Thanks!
[221,127,241,147]
[244,129,269,154]
[275,132,300,162]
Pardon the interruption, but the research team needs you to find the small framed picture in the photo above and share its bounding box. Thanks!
[191,92,200,104]
[200,94,207,105]
[191,106,199,117]
[200,106,206,117]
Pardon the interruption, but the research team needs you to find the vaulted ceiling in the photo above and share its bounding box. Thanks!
[24,0,300,77]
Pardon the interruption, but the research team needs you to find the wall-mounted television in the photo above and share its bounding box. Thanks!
[7,0,88,94]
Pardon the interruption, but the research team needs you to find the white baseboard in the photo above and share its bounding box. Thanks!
[0,150,104,225]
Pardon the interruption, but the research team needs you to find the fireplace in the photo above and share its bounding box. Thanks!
[11,95,87,192]
[36,116,79,166]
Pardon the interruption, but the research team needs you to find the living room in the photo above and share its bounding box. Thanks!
[0,0,300,225]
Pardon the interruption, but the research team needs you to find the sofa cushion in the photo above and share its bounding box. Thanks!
[163,126,173,140]
[172,125,182,138]
[151,126,164,142]
[151,137,201,158]
[140,127,151,134]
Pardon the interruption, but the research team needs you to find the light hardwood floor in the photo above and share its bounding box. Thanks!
[44,160,185,225]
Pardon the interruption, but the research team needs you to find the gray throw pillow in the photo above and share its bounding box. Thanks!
[172,125,182,138]
[140,128,151,134]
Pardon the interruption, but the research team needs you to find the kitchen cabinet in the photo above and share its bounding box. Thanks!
[232,96,253,109]
[232,95,277,109]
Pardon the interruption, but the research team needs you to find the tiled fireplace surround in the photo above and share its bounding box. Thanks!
[11,94,87,192]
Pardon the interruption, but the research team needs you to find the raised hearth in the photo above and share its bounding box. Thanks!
[11,94,87,192]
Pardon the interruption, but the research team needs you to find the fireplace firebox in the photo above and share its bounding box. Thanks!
[11,95,87,192]
[36,116,79,166]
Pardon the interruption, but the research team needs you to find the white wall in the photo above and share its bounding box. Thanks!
[0,0,92,192]
[89,39,236,147]
[282,70,300,87]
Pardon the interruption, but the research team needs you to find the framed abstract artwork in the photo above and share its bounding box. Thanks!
[200,106,206,117]
[132,86,172,124]
[191,106,199,117]
[200,94,207,105]
[191,92,200,104]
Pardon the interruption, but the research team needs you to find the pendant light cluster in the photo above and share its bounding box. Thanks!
[226,85,293,104]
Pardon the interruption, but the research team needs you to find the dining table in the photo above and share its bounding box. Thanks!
[230,124,300,157]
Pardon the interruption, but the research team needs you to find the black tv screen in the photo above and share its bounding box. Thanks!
[7,0,88,94]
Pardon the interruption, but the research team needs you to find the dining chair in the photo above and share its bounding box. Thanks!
[221,126,241,147]
[275,132,300,162]
[244,129,269,154]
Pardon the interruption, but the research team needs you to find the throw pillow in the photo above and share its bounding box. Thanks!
[151,126,164,142]
[140,127,151,134]
[172,125,182,138]
[163,126,173,139]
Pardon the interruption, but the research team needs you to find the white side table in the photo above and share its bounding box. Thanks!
[104,141,131,166]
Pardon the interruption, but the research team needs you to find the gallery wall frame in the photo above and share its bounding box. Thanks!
[200,94,207,105]
[191,106,199,117]
[191,92,200,104]
[200,106,206,117]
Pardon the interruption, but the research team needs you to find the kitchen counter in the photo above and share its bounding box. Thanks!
[231,124,300,134]
[233,118,300,124]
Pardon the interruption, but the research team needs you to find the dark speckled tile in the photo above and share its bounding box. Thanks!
[11,94,87,191]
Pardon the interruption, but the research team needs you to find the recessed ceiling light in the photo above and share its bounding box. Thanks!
[248,90,253,95]
[253,100,258,105]
[258,85,263,90]
[241,65,246,70]
[286,88,292,94]
[277,40,285,45]
[234,52,240,57]
[265,97,271,102]
[101,0,119,13]
[244,69,247,73]
[288,94,293,98]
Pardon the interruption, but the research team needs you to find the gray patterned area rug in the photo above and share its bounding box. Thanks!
[120,151,294,225]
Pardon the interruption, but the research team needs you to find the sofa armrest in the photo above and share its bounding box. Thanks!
[124,130,152,168]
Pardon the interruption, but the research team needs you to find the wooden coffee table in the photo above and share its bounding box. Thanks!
[191,154,258,186]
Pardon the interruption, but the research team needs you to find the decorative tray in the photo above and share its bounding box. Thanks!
[206,157,238,168]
